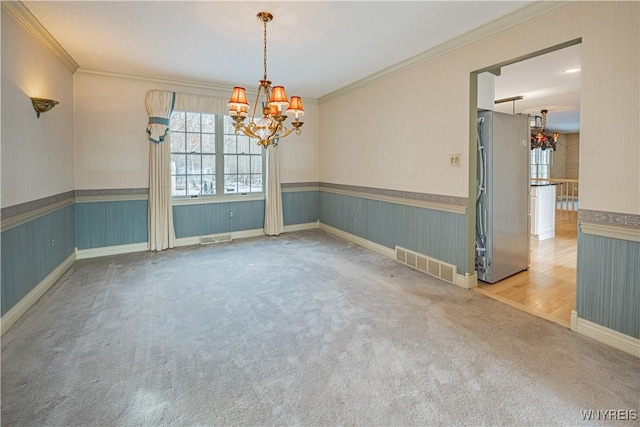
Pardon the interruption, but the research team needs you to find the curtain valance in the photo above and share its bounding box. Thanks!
[145,90,175,143]
[174,93,228,115]
[145,90,229,143]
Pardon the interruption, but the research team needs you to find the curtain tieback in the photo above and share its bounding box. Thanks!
[149,117,170,125]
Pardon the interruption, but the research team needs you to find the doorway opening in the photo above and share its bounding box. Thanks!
[472,42,582,327]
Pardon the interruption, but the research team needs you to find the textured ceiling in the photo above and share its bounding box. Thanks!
[22,1,579,131]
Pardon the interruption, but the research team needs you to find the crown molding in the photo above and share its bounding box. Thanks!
[76,68,233,93]
[319,1,569,104]
[76,68,319,104]
[2,0,79,73]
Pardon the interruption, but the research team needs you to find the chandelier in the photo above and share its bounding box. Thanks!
[530,109,559,151]
[227,12,304,149]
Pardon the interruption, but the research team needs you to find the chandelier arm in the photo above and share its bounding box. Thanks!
[240,127,260,140]
[250,85,262,122]
[274,126,295,139]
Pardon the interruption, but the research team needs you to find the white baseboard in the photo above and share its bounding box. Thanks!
[1,252,76,336]
[174,235,205,247]
[75,242,149,259]
[284,221,320,232]
[319,223,396,259]
[174,223,320,247]
[78,224,319,255]
[319,223,475,291]
[175,228,265,247]
[571,310,640,358]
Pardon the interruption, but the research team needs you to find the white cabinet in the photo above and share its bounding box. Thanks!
[530,184,556,241]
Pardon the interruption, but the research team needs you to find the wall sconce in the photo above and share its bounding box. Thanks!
[30,97,59,118]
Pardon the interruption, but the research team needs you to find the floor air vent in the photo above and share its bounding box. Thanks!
[395,246,457,285]
[200,234,232,245]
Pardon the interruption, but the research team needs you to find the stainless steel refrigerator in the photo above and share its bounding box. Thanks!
[476,110,530,283]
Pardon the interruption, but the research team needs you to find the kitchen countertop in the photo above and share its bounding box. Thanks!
[530,181,562,186]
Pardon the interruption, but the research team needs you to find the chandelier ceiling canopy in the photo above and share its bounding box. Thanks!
[228,12,304,149]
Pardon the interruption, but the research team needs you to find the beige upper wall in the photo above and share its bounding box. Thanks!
[1,10,74,207]
[73,72,320,190]
[73,73,149,190]
[319,2,639,215]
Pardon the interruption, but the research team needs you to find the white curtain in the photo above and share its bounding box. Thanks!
[264,144,284,236]
[146,90,176,251]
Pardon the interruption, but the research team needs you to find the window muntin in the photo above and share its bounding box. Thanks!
[170,112,264,197]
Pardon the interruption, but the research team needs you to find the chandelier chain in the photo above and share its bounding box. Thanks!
[263,18,268,81]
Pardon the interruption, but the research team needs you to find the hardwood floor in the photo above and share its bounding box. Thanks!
[476,209,578,327]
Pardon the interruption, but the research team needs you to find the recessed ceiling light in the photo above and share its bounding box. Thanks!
[563,67,581,74]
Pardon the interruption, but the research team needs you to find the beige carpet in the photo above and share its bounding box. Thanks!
[1,229,638,425]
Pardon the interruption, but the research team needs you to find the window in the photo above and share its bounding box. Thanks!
[530,147,552,179]
[170,112,216,196]
[222,116,264,194]
[170,112,264,197]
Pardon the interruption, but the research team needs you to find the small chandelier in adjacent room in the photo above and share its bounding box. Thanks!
[530,109,559,151]
[228,12,304,149]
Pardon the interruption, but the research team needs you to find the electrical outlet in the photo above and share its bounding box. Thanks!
[229,211,234,218]
[449,154,461,167]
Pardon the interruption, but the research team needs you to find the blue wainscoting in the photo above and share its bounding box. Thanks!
[173,200,265,238]
[75,200,148,249]
[173,192,319,238]
[319,191,468,273]
[577,231,639,339]
[1,204,75,316]
[283,191,319,226]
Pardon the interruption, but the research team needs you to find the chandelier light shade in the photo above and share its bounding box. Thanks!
[286,96,305,119]
[530,109,559,151]
[228,87,249,108]
[228,12,304,149]
[269,86,289,107]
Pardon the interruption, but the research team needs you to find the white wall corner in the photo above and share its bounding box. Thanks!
[570,309,578,331]
[477,72,496,111]
[1,252,76,336]
[456,272,478,289]
[1,1,79,73]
